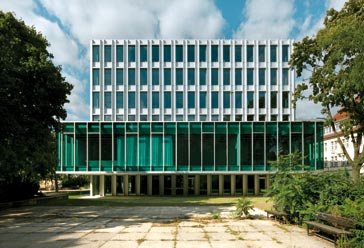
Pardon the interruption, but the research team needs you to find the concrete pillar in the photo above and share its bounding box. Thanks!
[159,175,164,196]
[254,174,260,196]
[147,175,153,196]
[183,174,188,196]
[266,174,271,189]
[89,175,94,197]
[123,175,129,196]
[243,174,248,196]
[111,175,117,196]
[219,175,224,196]
[171,175,176,196]
[207,175,212,196]
[99,175,105,197]
[135,175,141,196]
[231,175,236,196]
[194,175,200,196]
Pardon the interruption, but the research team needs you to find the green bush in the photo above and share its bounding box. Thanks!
[234,197,254,219]
[61,175,89,189]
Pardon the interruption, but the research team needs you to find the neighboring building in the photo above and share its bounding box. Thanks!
[57,39,323,197]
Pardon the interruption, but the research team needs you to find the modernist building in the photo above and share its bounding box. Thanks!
[57,39,323,197]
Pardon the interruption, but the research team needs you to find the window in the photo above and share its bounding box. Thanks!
[93,92,99,108]
[224,92,230,108]
[104,45,111,62]
[104,92,111,109]
[176,45,183,62]
[211,45,218,62]
[152,69,159,85]
[164,69,171,85]
[188,69,195,85]
[140,45,147,62]
[104,69,111,86]
[116,92,123,108]
[270,69,277,85]
[247,45,254,62]
[116,45,123,62]
[128,69,135,85]
[116,69,123,85]
[271,115,277,121]
[200,115,207,121]
[259,45,265,62]
[247,115,254,121]
[176,68,183,85]
[140,115,147,121]
[93,69,100,85]
[259,92,265,108]
[128,45,135,62]
[259,115,265,121]
[235,45,242,62]
[259,68,265,85]
[223,45,230,62]
[282,45,289,62]
[247,92,254,108]
[282,92,289,108]
[270,45,277,62]
[128,92,135,108]
[164,45,171,62]
[200,68,206,85]
[247,69,254,85]
[199,45,207,62]
[93,45,99,62]
[211,69,219,85]
[128,115,135,121]
[152,92,159,108]
[152,115,159,121]
[235,115,242,121]
[176,92,183,108]
[188,45,195,62]
[152,45,159,62]
[283,69,289,85]
[164,92,171,108]
[271,92,277,108]
[211,115,219,121]
[211,92,218,108]
[164,115,171,121]
[200,92,206,108]
[140,92,147,108]
[224,115,230,121]
[235,69,242,85]
[176,115,183,121]
[235,92,242,108]
[283,115,289,121]
[188,92,195,108]
[140,69,147,85]
[223,69,230,85]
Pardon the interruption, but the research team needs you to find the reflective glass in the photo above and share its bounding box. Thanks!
[188,69,195,85]
[282,92,289,108]
[224,92,230,108]
[259,92,265,108]
[235,69,242,85]
[104,92,111,109]
[140,92,147,108]
[152,45,159,62]
[188,92,195,108]
[128,92,135,108]
[283,68,289,85]
[93,92,99,108]
[176,45,183,62]
[140,68,147,85]
[104,45,111,62]
[258,45,265,62]
[211,45,218,62]
[152,92,159,108]
[223,45,230,62]
[176,68,183,85]
[116,45,123,62]
[270,45,277,62]
[200,92,206,108]
[164,69,171,85]
[235,92,242,108]
[152,69,159,85]
[200,68,206,85]
[247,92,254,108]
[247,69,254,85]
[93,45,99,62]
[188,45,195,62]
[128,45,135,62]
[211,92,218,108]
[211,69,218,85]
[104,69,111,85]
[199,45,206,62]
[128,69,135,85]
[116,92,123,108]
[270,68,277,85]
[235,45,242,62]
[93,69,99,85]
[176,92,183,108]
[259,68,265,85]
[247,45,254,62]
[223,69,230,85]
[164,45,171,62]
[164,92,171,108]
[271,92,277,108]
[282,45,289,62]
[140,45,147,62]
[116,69,123,85]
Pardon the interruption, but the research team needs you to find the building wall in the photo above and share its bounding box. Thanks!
[90,39,295,122]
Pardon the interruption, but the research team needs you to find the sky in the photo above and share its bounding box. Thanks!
[0,0,348,121]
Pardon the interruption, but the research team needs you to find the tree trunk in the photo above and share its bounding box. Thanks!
[352,164,361,184]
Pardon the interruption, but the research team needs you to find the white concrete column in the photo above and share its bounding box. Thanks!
[123,175,129,196]
[99,175,105,197]
[171,175,176,196]
[136,175,141,196]
[194,175,200,196]
[254,174,260,196]
[231,175,236,196]
[183,174,188,196]
[243,174,248,196]
[111,175,117,196]
[219,175,224,196]
[89,175,94,197]
[207,174,212,196]
[159,175,164,196]
[147,175,153,196]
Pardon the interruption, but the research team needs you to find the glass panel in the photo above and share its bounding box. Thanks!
[188,92,195,108]
[211,69,219,85]
[177,123,188,171]
[152,69,159,85]
[88,133,99,171]
[211,45,218,62]
[104,45,111,62]
[203,134,214,171]
[235,45,242,62]
[247,45,254,62]
[104,69,111,85]
[223,45,230,62]
[128,45,135,62]
[128,69,135,85]
[152,45,159,62]
[116,92,123,108]
[259,45,265,62]
[283,68,289,85]
[93,69,99,85]
[101,123,112,171]
[164,69,171,85]
[253,133,264,171]
[128,92,135,108]
[241,123,252,170]
[104,92,111,109]
[164,45,171,62]
[259,68,265,85]
[75,124,87,170]
[211,92,218,108]
[93,92,99,108]
[270,45,277,62]
[235,92,242,108]
[247,92,254,108]
[282,45,289,62]
[176,92,183,108]
[271,92,277,108]
[292,122,302,133]
[152,92,159,108]
[266,123,277,171]
[188,69,195,85]
[116,45,123,62]
[223,69,230,85]
[304,122,315,169]
[176,68,183,85]
[140,68,147,85]
[126,135,137,171]
[152,135,163,171]
[235,69,242,85]
[93,45,99,62]
[164,134,175,171]
[247,69,254,85]
[176,45,183,62]
[316,122,324,170]
[200,68,206,85]
[228,123,239,170]
[270,68,277,85]
[188,45,195,62]
[116,69,123,85]
[224,92,230,108]
[215,123,227,171]
[279,123,290,155]
[62,133,74,171]
[200,92,206,108]
[140,92,147,108]
[203,122,214,132]
[199,45,207,62]
[190,123,201,171]
[164,92,171,108]
[282,92,289,108]
[165,123,176,134]
[259,92,265,108]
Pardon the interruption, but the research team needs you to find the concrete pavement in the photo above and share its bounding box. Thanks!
[0,206,333,248]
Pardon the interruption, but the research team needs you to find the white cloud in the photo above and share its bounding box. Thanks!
[234,0,295,39]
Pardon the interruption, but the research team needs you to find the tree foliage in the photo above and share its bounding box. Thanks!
[0,11,72,200]
[289,0,364,182]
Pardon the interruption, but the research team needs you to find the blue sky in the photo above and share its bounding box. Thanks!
[0,0,347,121]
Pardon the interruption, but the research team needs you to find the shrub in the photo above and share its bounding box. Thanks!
[61,175,89,189]
[234,197,254,219]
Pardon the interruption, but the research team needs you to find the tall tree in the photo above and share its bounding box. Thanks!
[0,11,72,199]
[289,0,364,182]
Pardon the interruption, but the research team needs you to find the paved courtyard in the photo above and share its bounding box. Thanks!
[0,206,333,248]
